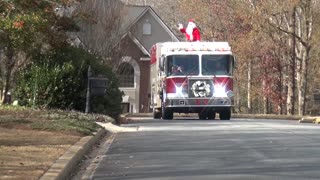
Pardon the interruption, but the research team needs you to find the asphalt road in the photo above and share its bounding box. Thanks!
[90,117,320,180]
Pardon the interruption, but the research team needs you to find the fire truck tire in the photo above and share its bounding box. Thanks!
[162,107,173,120]
[153,108,161,119]
[207,111,216,120]
[198,112,207,120]
[220,109,231,120]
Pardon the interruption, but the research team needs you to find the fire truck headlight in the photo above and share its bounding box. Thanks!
[175,85,183,95]
[213,84,227,97]
[172,84,187,98]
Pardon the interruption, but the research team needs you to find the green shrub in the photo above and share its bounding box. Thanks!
[14,46,122,118]
[89,63,123,119]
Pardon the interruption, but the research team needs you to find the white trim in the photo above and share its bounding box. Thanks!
[120,56,140,89]
[140,57,150,61]
[142,20,152,35]
[128,32,150,56]
[120,87,136,90]
[119,57,141,113]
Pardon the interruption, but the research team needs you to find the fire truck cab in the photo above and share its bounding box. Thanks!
[150,42,236,120]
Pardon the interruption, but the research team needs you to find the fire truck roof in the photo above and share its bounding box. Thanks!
[159,42,231,53]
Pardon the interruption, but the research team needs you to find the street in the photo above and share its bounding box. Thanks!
[88,117,320,180]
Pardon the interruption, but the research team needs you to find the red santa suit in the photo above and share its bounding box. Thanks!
[179,20,201,42]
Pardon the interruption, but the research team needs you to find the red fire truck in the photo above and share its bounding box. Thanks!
[150,42,236,120]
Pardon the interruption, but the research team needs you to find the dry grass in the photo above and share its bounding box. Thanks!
[0,107,109,180]
[0,128,81,180]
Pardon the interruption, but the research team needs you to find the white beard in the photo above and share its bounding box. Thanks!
[186,26,193,40]
[186,22,196,40]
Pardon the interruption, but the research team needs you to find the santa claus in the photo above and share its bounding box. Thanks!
[178,20,201,42]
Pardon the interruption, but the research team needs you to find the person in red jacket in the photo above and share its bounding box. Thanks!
[178,20,201,42]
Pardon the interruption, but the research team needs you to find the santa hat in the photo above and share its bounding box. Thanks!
[188,19,196,29]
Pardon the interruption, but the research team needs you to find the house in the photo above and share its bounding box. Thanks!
[117,5,179,113]
[75,1,179,113]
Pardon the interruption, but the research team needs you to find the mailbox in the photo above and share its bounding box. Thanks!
[90,77,108,96]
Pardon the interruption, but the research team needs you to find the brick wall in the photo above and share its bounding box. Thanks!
[120,35,151,113]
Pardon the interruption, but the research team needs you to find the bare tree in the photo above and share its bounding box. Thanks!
[75,0,128,71]
[122,0,319,115]
[265,0,315,115]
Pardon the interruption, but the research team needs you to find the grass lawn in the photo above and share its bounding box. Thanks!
[0,107,113,180]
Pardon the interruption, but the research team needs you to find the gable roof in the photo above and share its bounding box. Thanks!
[120,5,179,42]
[74,1,179,58]
[120,6,147,33]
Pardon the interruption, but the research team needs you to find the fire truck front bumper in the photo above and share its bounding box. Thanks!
[165,97,234,108]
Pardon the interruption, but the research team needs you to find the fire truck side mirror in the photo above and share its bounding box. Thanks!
[159,56,165,71]
[232,56,237,68]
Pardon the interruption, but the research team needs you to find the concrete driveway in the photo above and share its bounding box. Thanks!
[90,117,320,180]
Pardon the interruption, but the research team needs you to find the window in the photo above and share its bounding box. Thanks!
[143,20,151,35]
[166,55,199,76]
[118,63,134,87]
[201,55,233,75]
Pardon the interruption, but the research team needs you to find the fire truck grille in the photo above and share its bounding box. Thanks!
[188,79,214,98]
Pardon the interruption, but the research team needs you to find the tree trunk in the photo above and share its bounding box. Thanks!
[296,1,313,116]
[263,76,267,114]
[235,76,241,113]
[247,60,252,113]
[296,51,303,115]
[287,72,294,115]
[302,0,313,115]
[295,6,304,116]
[2,47,14,104]
[277,57,283,115]
[286,7,297,115]
[291,6,297,115]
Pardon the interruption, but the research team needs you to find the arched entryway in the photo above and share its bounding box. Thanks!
[118,56,140,113]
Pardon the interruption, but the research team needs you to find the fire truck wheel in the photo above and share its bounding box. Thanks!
[162,107,173,120]
[207,111,216,120]
[220,109,231,120]
[198,112,207,120]
[153,108,162,119]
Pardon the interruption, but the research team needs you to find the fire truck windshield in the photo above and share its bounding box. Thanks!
[166,55,199,76]
[201,55,233,76]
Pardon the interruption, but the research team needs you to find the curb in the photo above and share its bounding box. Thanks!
[232,114,302,120]
[80,133,117,180]
[299,117,320,124]
[125,113,320,124]
[126,113,303,120]
[299,117,316,123]
[40,128,106,180]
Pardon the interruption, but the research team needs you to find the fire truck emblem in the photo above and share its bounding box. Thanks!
[191,81,211,97]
